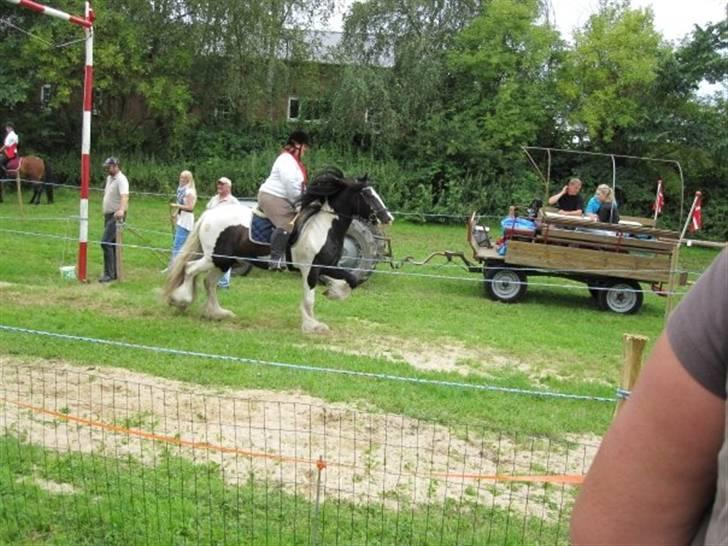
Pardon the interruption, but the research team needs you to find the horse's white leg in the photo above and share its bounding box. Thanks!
[170,256,212,309]
[202,269,235,320]
[299,265,329,334]
[321,275,352,301]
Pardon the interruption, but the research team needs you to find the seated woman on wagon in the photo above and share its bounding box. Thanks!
[585,184,620,224]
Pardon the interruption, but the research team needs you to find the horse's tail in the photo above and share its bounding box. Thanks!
[163,219,203,304]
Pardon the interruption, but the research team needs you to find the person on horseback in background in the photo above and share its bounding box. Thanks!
[0,121,19,175]
[257,130,310,271]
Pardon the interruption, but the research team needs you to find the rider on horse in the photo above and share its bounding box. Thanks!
[257,130,310,271]
[0,121,19,176]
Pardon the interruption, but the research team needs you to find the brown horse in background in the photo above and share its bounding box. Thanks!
[0,155,53,205]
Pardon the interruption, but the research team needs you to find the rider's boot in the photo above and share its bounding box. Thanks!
[269,228,290,271]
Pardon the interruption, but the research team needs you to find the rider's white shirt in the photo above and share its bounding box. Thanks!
[4,130,18,147]
[258,152,305,205]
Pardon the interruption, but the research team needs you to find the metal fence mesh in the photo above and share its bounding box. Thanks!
[0,362,597,545]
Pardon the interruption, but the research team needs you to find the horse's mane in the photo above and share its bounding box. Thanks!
[300,167,353,209]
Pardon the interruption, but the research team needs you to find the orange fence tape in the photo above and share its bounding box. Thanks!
[3,396,584,486]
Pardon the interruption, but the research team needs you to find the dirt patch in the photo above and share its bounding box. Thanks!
[18,475,78,495]
[0,356,598,520]
[315,333,570,384]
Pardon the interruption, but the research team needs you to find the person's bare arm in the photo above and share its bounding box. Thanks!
[548,185,566,206]
[571,333,724,544]
[114,194,129,219]
[170,193,196,213]
[559,208,583,216]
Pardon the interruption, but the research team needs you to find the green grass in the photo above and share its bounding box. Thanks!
[0,185,720,439]
[0,437,570,545]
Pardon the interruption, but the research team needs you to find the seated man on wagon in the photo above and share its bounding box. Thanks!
[548,178,584,216]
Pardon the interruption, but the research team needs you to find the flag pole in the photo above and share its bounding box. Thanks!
[665,191,699,320]
[653,179,662,222]
[679,192,701,243]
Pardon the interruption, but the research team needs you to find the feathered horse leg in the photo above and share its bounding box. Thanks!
[299,264,330,334]
[202,268,235,320]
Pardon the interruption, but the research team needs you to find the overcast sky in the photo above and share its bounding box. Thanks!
[330,0,727,43]
[550,0,726,43]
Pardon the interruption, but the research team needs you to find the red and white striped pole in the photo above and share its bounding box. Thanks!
[4,0,92,28]
[4,0,94,282]
[78,2,94,282]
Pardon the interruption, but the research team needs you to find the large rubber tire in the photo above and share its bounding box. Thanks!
[587,281,603,300]
[484,265,527,303]
[597,279,643,314]
[230,260,254,277]
[337,218,387,284]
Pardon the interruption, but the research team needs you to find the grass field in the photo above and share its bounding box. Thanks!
[0,181,720,544]
[0,183,719,434]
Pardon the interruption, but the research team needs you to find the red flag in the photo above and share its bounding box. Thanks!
[689,192,703,233]
[651,178,664,215]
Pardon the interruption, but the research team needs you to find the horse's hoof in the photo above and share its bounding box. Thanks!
[302,321,330,335]
[203,309,235,321]
[167,299,188,311]
[322,278,352,301]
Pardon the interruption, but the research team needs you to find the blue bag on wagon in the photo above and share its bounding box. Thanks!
[497,217,537,256]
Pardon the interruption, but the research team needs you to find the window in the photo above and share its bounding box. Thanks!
[214,98,232,120]
[287,96,300,121]
[288,97,329,124]
[40,84,52,111]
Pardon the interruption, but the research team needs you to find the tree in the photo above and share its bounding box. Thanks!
[334,0,488,154]
[559,0,663,145]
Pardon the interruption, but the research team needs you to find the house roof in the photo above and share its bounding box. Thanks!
[284,29,394,68]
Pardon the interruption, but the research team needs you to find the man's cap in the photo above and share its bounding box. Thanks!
[103,157,119,167]
[217,177,232,186]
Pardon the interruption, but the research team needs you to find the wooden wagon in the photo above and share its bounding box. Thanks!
[466,211,687,314]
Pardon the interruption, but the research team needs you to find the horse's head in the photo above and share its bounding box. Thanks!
[351,175,394,225]
[304,169,393,225]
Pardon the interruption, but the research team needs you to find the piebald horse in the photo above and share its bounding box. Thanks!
[0,155,52,205]
[163,168,393,333]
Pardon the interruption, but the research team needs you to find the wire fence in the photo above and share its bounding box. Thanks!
[0,224,701,295]
[0,362,595,545]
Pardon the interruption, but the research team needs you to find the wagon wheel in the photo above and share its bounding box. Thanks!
[483,265,527,303]
[337,218,387,284]
[231,260,254,277]
[598,279,643,314]
[587,281,603,300]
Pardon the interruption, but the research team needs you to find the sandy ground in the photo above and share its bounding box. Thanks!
[315,332,573,385]
[0,356,599,521]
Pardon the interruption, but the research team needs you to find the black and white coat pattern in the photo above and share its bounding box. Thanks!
[163,170,393,333]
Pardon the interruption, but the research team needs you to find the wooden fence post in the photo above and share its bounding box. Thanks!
[615,334,648,418]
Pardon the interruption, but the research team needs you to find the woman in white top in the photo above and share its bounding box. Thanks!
[168,170,197,266]
[257,130,310,270]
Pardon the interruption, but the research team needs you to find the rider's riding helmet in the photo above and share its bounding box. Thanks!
[103,157,119,168]
[287,130,310,148]
[5,121,14,130]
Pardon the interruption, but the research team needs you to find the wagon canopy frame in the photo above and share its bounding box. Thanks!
[521,146,686,226]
